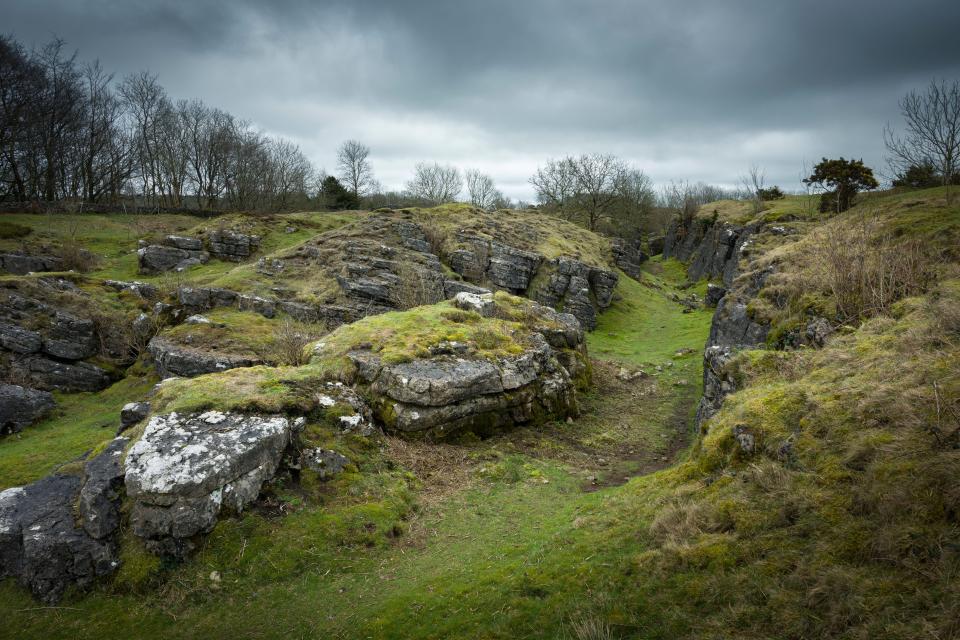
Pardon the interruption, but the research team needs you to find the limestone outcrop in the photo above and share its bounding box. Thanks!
[124,411,292,557]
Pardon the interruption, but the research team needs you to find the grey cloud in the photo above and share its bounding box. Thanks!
[5,0,960,198]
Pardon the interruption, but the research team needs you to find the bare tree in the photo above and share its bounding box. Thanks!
[406,162,462,204]
[336,139,375,197]
[529,157,576,213]
[739,164,766,213]
[465,169,498,209]
[569,153,628,231]
[885,79,960,203]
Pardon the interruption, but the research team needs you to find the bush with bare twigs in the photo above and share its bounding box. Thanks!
[259,318,322,366]
[812,212,937,322]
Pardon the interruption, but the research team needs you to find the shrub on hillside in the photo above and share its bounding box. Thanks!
[0,220,31,239]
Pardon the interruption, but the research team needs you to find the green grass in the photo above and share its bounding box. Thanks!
[0,376,154,490]
[0,210,358,286]
[588,267,712,368]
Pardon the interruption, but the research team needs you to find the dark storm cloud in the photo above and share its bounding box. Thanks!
[6,0,960,198]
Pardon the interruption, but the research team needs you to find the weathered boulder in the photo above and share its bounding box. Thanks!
[299,448,350,479]
[0,253,63,275]
[647,235,665,256]
[454,291,496,317]
[148,336,262,378]
[207,229,260,261]
[103,279,160,299]
[120,401,151,430]
[443,280,491,299]
[124,411,291,557]
[1,292,97,361]
[42,310,98,360]
[0,321,42,354]
[164,235,203,251]
[348,305,586,439]
[0,440,128,603]
[138,242,209,274]
[0,383,55,435]
[11,355,111,392]
[531,258,617,330]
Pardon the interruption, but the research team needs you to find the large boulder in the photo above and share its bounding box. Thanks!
[124,411,292,557]
[138,236,210,274]
[10,355,111,392]
[0,440,127,603]
[343,301,588,439]
[0,383,55,435]
[0,253,63,275]
[148,336,263,378]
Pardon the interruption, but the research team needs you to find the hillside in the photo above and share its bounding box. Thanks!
[2,189,959,639]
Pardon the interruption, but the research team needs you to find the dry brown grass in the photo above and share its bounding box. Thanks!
[812,211,936,321]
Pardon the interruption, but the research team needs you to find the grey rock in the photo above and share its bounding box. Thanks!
[237,294,276,318]
[804,317,834,348]
[124,411,291,556]
[42,310,97,360]
[706,284,727,307]
[373,358,505,406]
[0,384,55,435]
[103,279,159,299]
[299,448,349,479]
[138,244,209,274]
[588,268,619,308]
[79,437,128,539]
[164,235,203,251]
[453,291,496,317]
[443,280,491,299]
[207,229,260,261]
[610,237,648,279]
[120,402,151,430]
[278,300,319,323]
[487,242,543,291]
[11,356,111,392]
[0,253,64,275]
[0,321,42,354]
[0,473,119,604]
[733,425,755,454]
[148,336,262,378]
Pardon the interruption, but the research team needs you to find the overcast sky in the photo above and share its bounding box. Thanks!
[5,0,960,200]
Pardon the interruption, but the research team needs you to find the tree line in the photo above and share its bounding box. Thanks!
[0,35,313,210]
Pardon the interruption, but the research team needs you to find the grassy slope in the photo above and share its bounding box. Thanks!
[0,249,710,639]
[0,211,357,285]
[0,376,155,490]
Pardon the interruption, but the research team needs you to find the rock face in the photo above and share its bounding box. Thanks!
[138,236,210,274]
[664,217,759,286]
[10,355,111,392]
[124,411,291,557]
[531,257,618,330]
[0,253,64,275]
[0,292,98,360]
[611,237,648,279]
[207,229,260,261]
[265,210,618,331]
[148,336,263,378]
[0,383,55,435]
[0,440,127,603]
